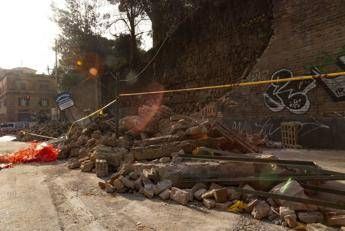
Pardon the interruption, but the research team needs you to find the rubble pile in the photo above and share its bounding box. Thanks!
[16,121,70,141]
[60,104,345,229]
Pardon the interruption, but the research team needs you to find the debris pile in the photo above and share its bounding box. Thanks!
[16,121,70,141]
[60,104,345,229]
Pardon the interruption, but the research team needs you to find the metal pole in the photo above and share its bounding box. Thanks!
[115,72,120,138]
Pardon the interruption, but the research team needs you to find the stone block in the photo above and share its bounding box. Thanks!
[203,198,216,209]
[251,200,270,220]
[194,188,207,201]
[170,187,190,205]
[159,189,171,200]
[154,180,172,195]
[112,178,125,191]
[119,176,135,189]
[213,188,228,203]
[298,212,324,224]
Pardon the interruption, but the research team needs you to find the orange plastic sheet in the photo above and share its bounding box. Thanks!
[0,142,60,164]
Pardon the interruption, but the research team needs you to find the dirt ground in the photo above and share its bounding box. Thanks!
[0,143,344,231]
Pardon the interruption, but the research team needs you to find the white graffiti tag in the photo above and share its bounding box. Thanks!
[263,69,317,114]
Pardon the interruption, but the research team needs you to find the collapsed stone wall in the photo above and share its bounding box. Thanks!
[147,0,274,114]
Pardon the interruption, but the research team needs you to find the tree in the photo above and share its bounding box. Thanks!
[105,0,150,68]
[53,0,117,89]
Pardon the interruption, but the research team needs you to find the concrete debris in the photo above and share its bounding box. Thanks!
[170,187,191,205]
[298,211,324,224]
[251,200,270,220]
[59,104,344,230]
[271,179,318,211]
[194,188,207,201]
[213,188,228,203]
[203,198,216,209]
[154,180,172,195]
[159,189,171,200]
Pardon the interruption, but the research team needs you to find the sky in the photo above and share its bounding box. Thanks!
[0,0,62,74]
[0,0,152,75]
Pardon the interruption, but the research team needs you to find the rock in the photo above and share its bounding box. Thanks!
[340,227,345,231]
[246,199,259,213]
[170,187,190,205]
[203,198,216,209]
[159,189,171,200]
[184,189,194,202]
[154,180,172,195]
[306,223,337,231]
[279,206,295,218]
[69,147,80,157]
[194,188,207,201]
[242,184,256,201]
[159,157,171,163]
[298,212,324,224]
[213,188,228,203]
[119,176,135,189]
[91,130,102,139]
[267,207,279,221]
[326,214,345,227]
[251,200,271,220]
[271,180,318,211]
[143,184,155,198]
[80,160,94,172]
[191,183,207,194]
[112,178,125,191]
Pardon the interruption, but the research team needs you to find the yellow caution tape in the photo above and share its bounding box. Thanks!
[120,72,345,97]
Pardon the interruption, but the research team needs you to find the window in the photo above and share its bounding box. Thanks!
[18,96,30,106]
[39,98,49,107]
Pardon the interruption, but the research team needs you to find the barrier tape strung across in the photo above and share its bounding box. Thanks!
[19,131,57,140]
[66,97,119,136]
[120,72,345,97]
[23,71,345,140]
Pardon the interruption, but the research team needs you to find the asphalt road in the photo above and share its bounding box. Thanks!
[0,141,285,231]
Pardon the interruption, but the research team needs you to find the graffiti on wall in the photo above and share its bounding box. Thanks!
[263,69,317,114]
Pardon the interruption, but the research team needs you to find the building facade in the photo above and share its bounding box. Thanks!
[0,68,57,122]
